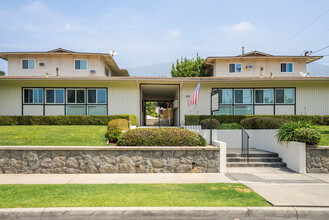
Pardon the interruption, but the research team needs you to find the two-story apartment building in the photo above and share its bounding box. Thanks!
[0,48,328,126]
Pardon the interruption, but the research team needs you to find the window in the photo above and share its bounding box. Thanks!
[281,63,293,73]
[105,67,110,76]
[46,89,64,104]
[88,106,107,115]
[229,63,241,73]
[219,89,232,104]
[22,60,35,69]
[255,89,273,104]
[67,89,85,104]
[87,89,106,104]
[75,60,87,69]
[234,89,252,104]
[23,88,43,104]
[235,105,253,115]
[276,89,294,104]
[66,106,86,115]
[214,106,232,115]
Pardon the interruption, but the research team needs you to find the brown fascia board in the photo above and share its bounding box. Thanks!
[0,76,329,82]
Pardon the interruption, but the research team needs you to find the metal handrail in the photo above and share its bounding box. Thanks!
[241,127,250,163]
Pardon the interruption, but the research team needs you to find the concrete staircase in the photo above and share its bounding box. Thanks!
[227,149,287,168]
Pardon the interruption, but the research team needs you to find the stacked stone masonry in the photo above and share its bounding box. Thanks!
[306,147,329,173]
[0,147,220,174]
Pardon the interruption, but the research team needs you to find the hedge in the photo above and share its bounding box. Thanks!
[0,115,138,126]
[106,119,129,143]
[240,117,288,129]
[117,128,207,146]
[185,115,326,125]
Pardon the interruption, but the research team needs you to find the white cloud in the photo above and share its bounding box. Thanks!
[225,21,255,33]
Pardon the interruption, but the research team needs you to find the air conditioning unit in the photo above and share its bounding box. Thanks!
[39,62,46,67]
[90,69,96,74]
[246,65,253,69]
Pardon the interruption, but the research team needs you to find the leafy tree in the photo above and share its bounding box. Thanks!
[0,70,5,76]
[145,102,156,116]
[171,53,211,77]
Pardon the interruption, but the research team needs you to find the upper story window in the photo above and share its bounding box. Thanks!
[23,88,43,104]
[22,59,35,69]
[46,89,64,104]
[105,67,110,76]
[67,89,85,104]
[281,63,293,73]
[229,63,241,73]
[276,88,294,104]
[75,60,87,70]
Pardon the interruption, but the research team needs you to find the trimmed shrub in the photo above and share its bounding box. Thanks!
[218,123,242,130]
[276,121,321,145]
[0,115,138,126]
[200,118,220,129]
[293,128,322,145]
[117,128,207,146]
[106,119,129,143]
[240,117,287,129]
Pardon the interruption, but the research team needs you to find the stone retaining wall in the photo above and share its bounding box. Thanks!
[0,146,220,174]
[306,146,329,173]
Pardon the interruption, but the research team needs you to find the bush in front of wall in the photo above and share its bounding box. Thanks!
[200,118,220,129]
[218,123,242,130]
[239,117,287,129]
[106,119,129,143]
[276,121,321,145]
[117,128,207,146]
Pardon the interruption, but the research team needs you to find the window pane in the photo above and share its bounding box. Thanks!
[105,67,109,76]
[88,106,107,115]
[22,60,28,69]
[33,89,39,103]
[24,89,33,103]
[214,106,232,115]
[77,90,85,103]
[285,89,294,104]
[81,60,87,69]
[38,89,43,103]
[67,90,75,103]
[75,60,80,69]
[281,63,286,72]
[219,90,222,103]
[46,90,54,103]
[276,89,284,103]
[255,90,263,103]
[235,90,243,103]
[243,90,252,104]
[88,90,96,103]
[222,89,232,104]
[235,63,241,72]
[28,60,34,69]
[55,90,64,103]
[229,64,235,73]
[264,89,273,103]
[235,105,253,115]
[287,63,293,72]
[67,106,86,115]
[97,89,106,103]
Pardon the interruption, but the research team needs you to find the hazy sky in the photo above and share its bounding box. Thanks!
[1,0,329,73]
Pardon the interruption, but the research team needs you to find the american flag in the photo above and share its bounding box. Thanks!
[188,81,201,107]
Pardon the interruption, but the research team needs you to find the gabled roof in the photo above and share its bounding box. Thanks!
[237,50,273,57]
[47,48,75,53]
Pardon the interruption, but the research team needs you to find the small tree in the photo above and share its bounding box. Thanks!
[0,70,5,76]
[171,54,211,77]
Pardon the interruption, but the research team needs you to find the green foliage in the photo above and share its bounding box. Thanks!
[0,70,5,76]
[0,115,138,126]
[276,121,321,145]
[146,102,156,116]
[185,115,326,125]
[218,123,242,130]
[171,54,211,77]
[240,117,287,129]
[200,118,220,129]
[106,119,129,143]
[294,128,322,145]
[118,128,207,146]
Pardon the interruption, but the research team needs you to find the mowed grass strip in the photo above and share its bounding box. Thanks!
[0,184,270,208]
[0,125,107,146]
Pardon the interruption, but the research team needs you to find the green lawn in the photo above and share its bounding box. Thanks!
[319,126,329,146]
[0,125,107,146]
[0,184,270,208]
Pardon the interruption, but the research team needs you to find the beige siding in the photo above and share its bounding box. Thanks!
[213,58,307,78]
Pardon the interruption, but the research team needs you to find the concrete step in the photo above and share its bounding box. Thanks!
[227,153,279,158]
[227,162,287,167]
[227,157,282,162]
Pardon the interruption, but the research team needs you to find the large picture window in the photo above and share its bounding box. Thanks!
[67,89,85,104]
[234,89,252,104]
[276,88,294,104]
[23,88,43,104]
[255,89,273,104]
[46,89,64,104]
[87,89,106,104]
[66,106,86,115]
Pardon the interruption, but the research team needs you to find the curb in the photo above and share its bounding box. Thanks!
[0,207,329,220]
